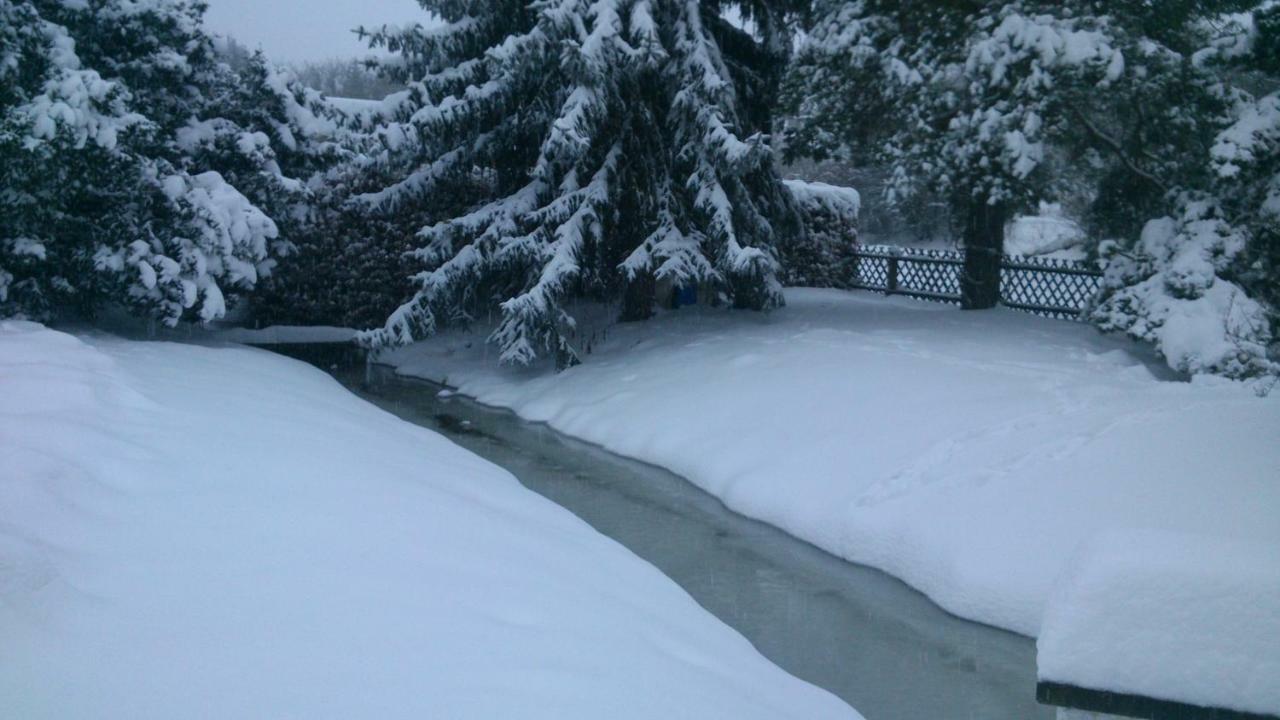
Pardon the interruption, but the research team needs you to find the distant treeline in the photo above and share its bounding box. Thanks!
[220,36,406,100]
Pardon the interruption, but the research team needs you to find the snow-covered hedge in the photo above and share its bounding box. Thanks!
[781,179,860,288]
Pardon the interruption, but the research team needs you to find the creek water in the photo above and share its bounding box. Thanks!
[276,344,1050,720]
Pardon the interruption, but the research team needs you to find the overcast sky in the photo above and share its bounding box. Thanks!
[203,0,431,64]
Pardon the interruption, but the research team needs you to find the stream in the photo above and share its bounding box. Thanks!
[272,343,1050,720]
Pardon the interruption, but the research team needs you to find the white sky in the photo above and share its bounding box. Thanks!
[202,0,431,64]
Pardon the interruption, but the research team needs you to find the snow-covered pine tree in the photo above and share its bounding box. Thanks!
[1252,2,1280,75]
[182,49,348,250]
[196,48,363,327]
[248,101,415,331]
[0,1,331,326]
[1205,5,1280,353]
[1087,3,1277,379]
[784,0,1276,378]
[247,76,470,331]
[355,0,804,366]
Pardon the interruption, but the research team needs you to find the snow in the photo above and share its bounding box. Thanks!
[1038,530,1280,716]
[118,169,280,325]
[1212,92,1280,178]
[971,12,1124,84]
[383,288,1280,638]
[0,321,856,720]
[1093,198,1272,379]
[327,95,383,114]
[1005,204,1087,259]
[783,178,861,223]
[16,19,142,152]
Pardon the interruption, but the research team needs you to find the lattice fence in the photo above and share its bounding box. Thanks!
[849,244,1103,320]
[1000,256,1105,320]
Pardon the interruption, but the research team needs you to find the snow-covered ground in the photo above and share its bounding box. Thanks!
[0,321,856,719]
[1039,529,1280,716]
[385,288,1280,639]
[1004,203,1088,260]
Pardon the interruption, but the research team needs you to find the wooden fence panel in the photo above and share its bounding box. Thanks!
[849,244,1104,320]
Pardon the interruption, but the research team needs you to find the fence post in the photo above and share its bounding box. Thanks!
[886,249,900,296]
[960,195,1004,310]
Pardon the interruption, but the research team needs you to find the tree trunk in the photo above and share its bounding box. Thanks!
[960,195,1005,310]
[620,271,655,322]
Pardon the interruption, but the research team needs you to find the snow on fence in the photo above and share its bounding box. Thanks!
[849,244,1104,320]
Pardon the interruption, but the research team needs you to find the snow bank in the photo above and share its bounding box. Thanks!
[385,288,1280,638]
[1038,530,1280,716]
[0,321,856,720]
[1005,204,1087,259]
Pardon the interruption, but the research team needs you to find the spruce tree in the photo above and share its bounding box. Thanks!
[355,1,804,366]
[1207,7,1280,349]
[1084,3,1276,379]
[198,49,361,327]
[0,0,334,326]
[183,50,348,248]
